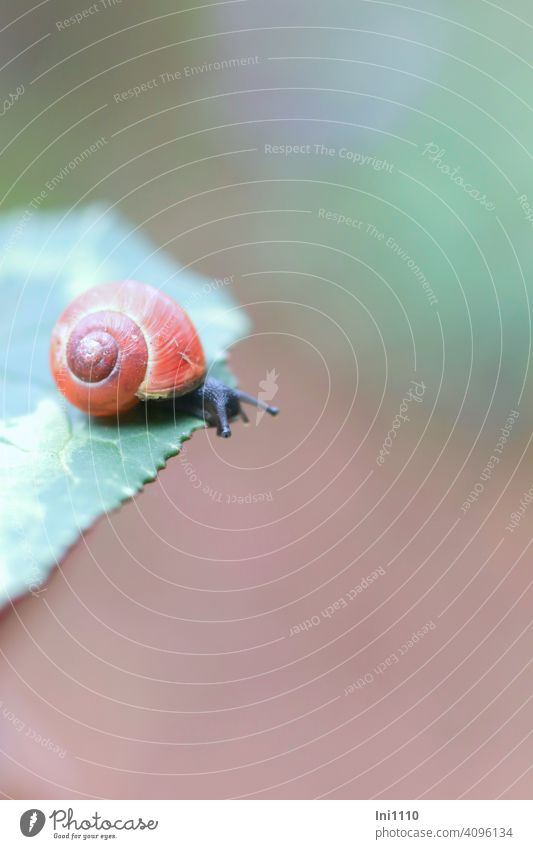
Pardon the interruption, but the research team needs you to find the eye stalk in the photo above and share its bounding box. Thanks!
[174,377,279,438]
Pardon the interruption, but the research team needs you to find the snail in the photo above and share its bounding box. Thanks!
[49,279,279,437]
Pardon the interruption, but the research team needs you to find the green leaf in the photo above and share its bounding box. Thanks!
[0,205,250,607]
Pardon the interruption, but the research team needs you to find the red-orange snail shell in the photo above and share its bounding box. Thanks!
[50,279,279,438]
[50,280,206,416]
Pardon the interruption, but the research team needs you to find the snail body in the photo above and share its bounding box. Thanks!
[50,280,278,437]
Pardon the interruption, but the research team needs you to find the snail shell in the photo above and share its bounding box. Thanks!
[50,280,206,416]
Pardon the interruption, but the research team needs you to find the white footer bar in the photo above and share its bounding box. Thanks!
[1,800,531,848]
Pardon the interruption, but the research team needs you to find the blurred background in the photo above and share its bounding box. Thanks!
[0,0,532,799]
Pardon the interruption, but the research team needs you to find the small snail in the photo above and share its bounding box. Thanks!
[49,280,279,437]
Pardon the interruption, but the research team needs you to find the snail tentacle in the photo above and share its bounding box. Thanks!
[173,377,279,438]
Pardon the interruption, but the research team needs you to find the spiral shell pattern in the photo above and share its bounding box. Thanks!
[50,280,206,416]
